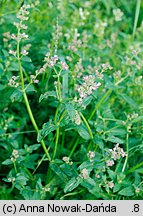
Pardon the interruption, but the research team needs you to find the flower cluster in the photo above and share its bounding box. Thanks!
[75,58,84,79]
[127,113,138,121]
[17,4,30,21]
[106,144,127,167]
[87,151,95,162]
[60,61,69,70]
[36,53,58,74]
[74,110,81,125]
[62,157,73,165]
[36,53,69,75]
[68,29,82,52]
[8,76,19,88]
[101,63,113,72]
[7,177,16,182]
[30,75,39,84]
[11,149,19,162]
[106,181,114,189]
[113,8,124,21]
[3,31,11,42]
[75,75,101,104]
[80,168,89,179]
[94,21,107,37]
[79,7,89,21]
[9,4,30,43]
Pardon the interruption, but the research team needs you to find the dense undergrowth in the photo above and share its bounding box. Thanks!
[0,0,143,200]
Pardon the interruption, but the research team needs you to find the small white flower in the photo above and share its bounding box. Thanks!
[60,61,69,70]
[113,8,124,21]
[80,168,89,179]
[106,159,114,167]
[21,49,29,56]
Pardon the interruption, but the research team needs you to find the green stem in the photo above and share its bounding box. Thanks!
[122,133,129,172]
[13,161,17,173]
[89,89,112,120]
[53,67,62,102]
[69,137,80,158]
[126,161,143,174]
[80,112,93,139]
[17,37,51,161]
[52,108,67,160]
[52,127,60,160]
[133,0,141,38]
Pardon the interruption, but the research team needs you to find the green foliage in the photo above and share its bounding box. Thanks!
[0,0,143,200]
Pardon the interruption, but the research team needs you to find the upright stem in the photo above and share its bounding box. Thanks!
[89,89,112,120]
[122,133,129,172]
[69,137,80,158]
[17,38,51,161]
[133,0,141,38]
[52,127,60,160]
[80,112,93,139]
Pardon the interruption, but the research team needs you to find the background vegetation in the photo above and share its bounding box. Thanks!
[0,0,143,200]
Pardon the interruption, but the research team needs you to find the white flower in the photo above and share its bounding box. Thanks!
[60,61,69,70]
[21,49,29,56]
[113,8,124,21]
[106,159,114,167]
[80,168,88,179]
[74,111,81,125]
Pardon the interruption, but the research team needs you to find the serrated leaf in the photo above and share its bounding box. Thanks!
[64,177,82,193]
[119,186,134,196]
[39,91,57,102]
[10,89,23,102]
[77,125,90,140]
[65,103,75,121]
[37,120,58,142]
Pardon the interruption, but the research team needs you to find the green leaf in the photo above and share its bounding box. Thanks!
[25,85,36,93]
[39,91,57,102]
[24,144,40,153]
[10,89,23,102]
[78,161,93,171]
[2,159,12,165]
[119,186,134,196]
[37,119,58,142]
[107,135,124,144]
[82,96,92,107]
[120,94,138,109]
[77,125,90,140]
[50,162,68,182]
[107,169,116,180]
[65,103,75,122]
[113,183,122,193]
[132,116,143,123]
[62,72,68,98]
[80,177,96,190]
[64,177,82,193]
[108,128,126,136]
[22,56,32,62]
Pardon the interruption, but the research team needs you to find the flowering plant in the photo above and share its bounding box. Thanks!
[0,0,142,200]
